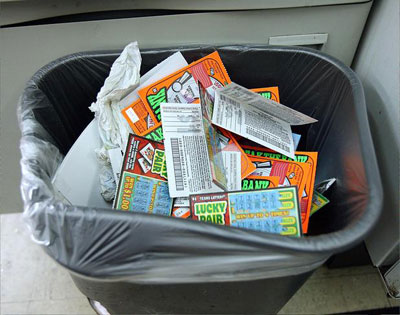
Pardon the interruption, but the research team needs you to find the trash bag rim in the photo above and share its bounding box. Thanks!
[20,44,383,255]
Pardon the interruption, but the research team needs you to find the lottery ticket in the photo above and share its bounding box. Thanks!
[190,186,302,236]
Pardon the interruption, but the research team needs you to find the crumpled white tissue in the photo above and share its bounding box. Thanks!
[89,42,142,201]
[89,41,141,150]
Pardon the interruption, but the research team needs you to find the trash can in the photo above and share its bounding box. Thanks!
[18,46,383,314]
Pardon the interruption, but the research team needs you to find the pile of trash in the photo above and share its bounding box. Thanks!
[84,42,333,237]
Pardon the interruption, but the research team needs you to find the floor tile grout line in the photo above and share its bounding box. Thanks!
[311,268,379,277]
[307,272,383,282]
[1,299,90,305]
[311,273,378,280]
[1,297,91,304]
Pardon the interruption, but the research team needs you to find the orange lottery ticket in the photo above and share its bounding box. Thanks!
[121,99,157,136]
[138,51,231,123]
[245,148,318,232]
[241,175,280,191]
[251,86,280,103]
[249,155,312,232]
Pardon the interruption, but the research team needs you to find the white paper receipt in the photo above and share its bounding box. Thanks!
[174,197,190,207]
[160,103,215,198]
[217,83,318,125]
[221,151,241,191]
[212,85,295,159]
[107,147,124,183]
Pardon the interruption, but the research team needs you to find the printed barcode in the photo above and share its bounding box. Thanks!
[246,128,290,152]
[171,138,184,191]
[220,95,240,107]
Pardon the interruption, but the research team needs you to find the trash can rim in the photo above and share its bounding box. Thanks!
[21,44,383,256]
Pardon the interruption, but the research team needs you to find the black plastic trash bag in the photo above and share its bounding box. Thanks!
[18,46,383,313]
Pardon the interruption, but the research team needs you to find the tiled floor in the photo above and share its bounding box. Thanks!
[1,213,399,315]
[1,214,95,315]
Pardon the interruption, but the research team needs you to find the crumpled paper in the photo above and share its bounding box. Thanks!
[89,42,142,201]
[89,41,141,149]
